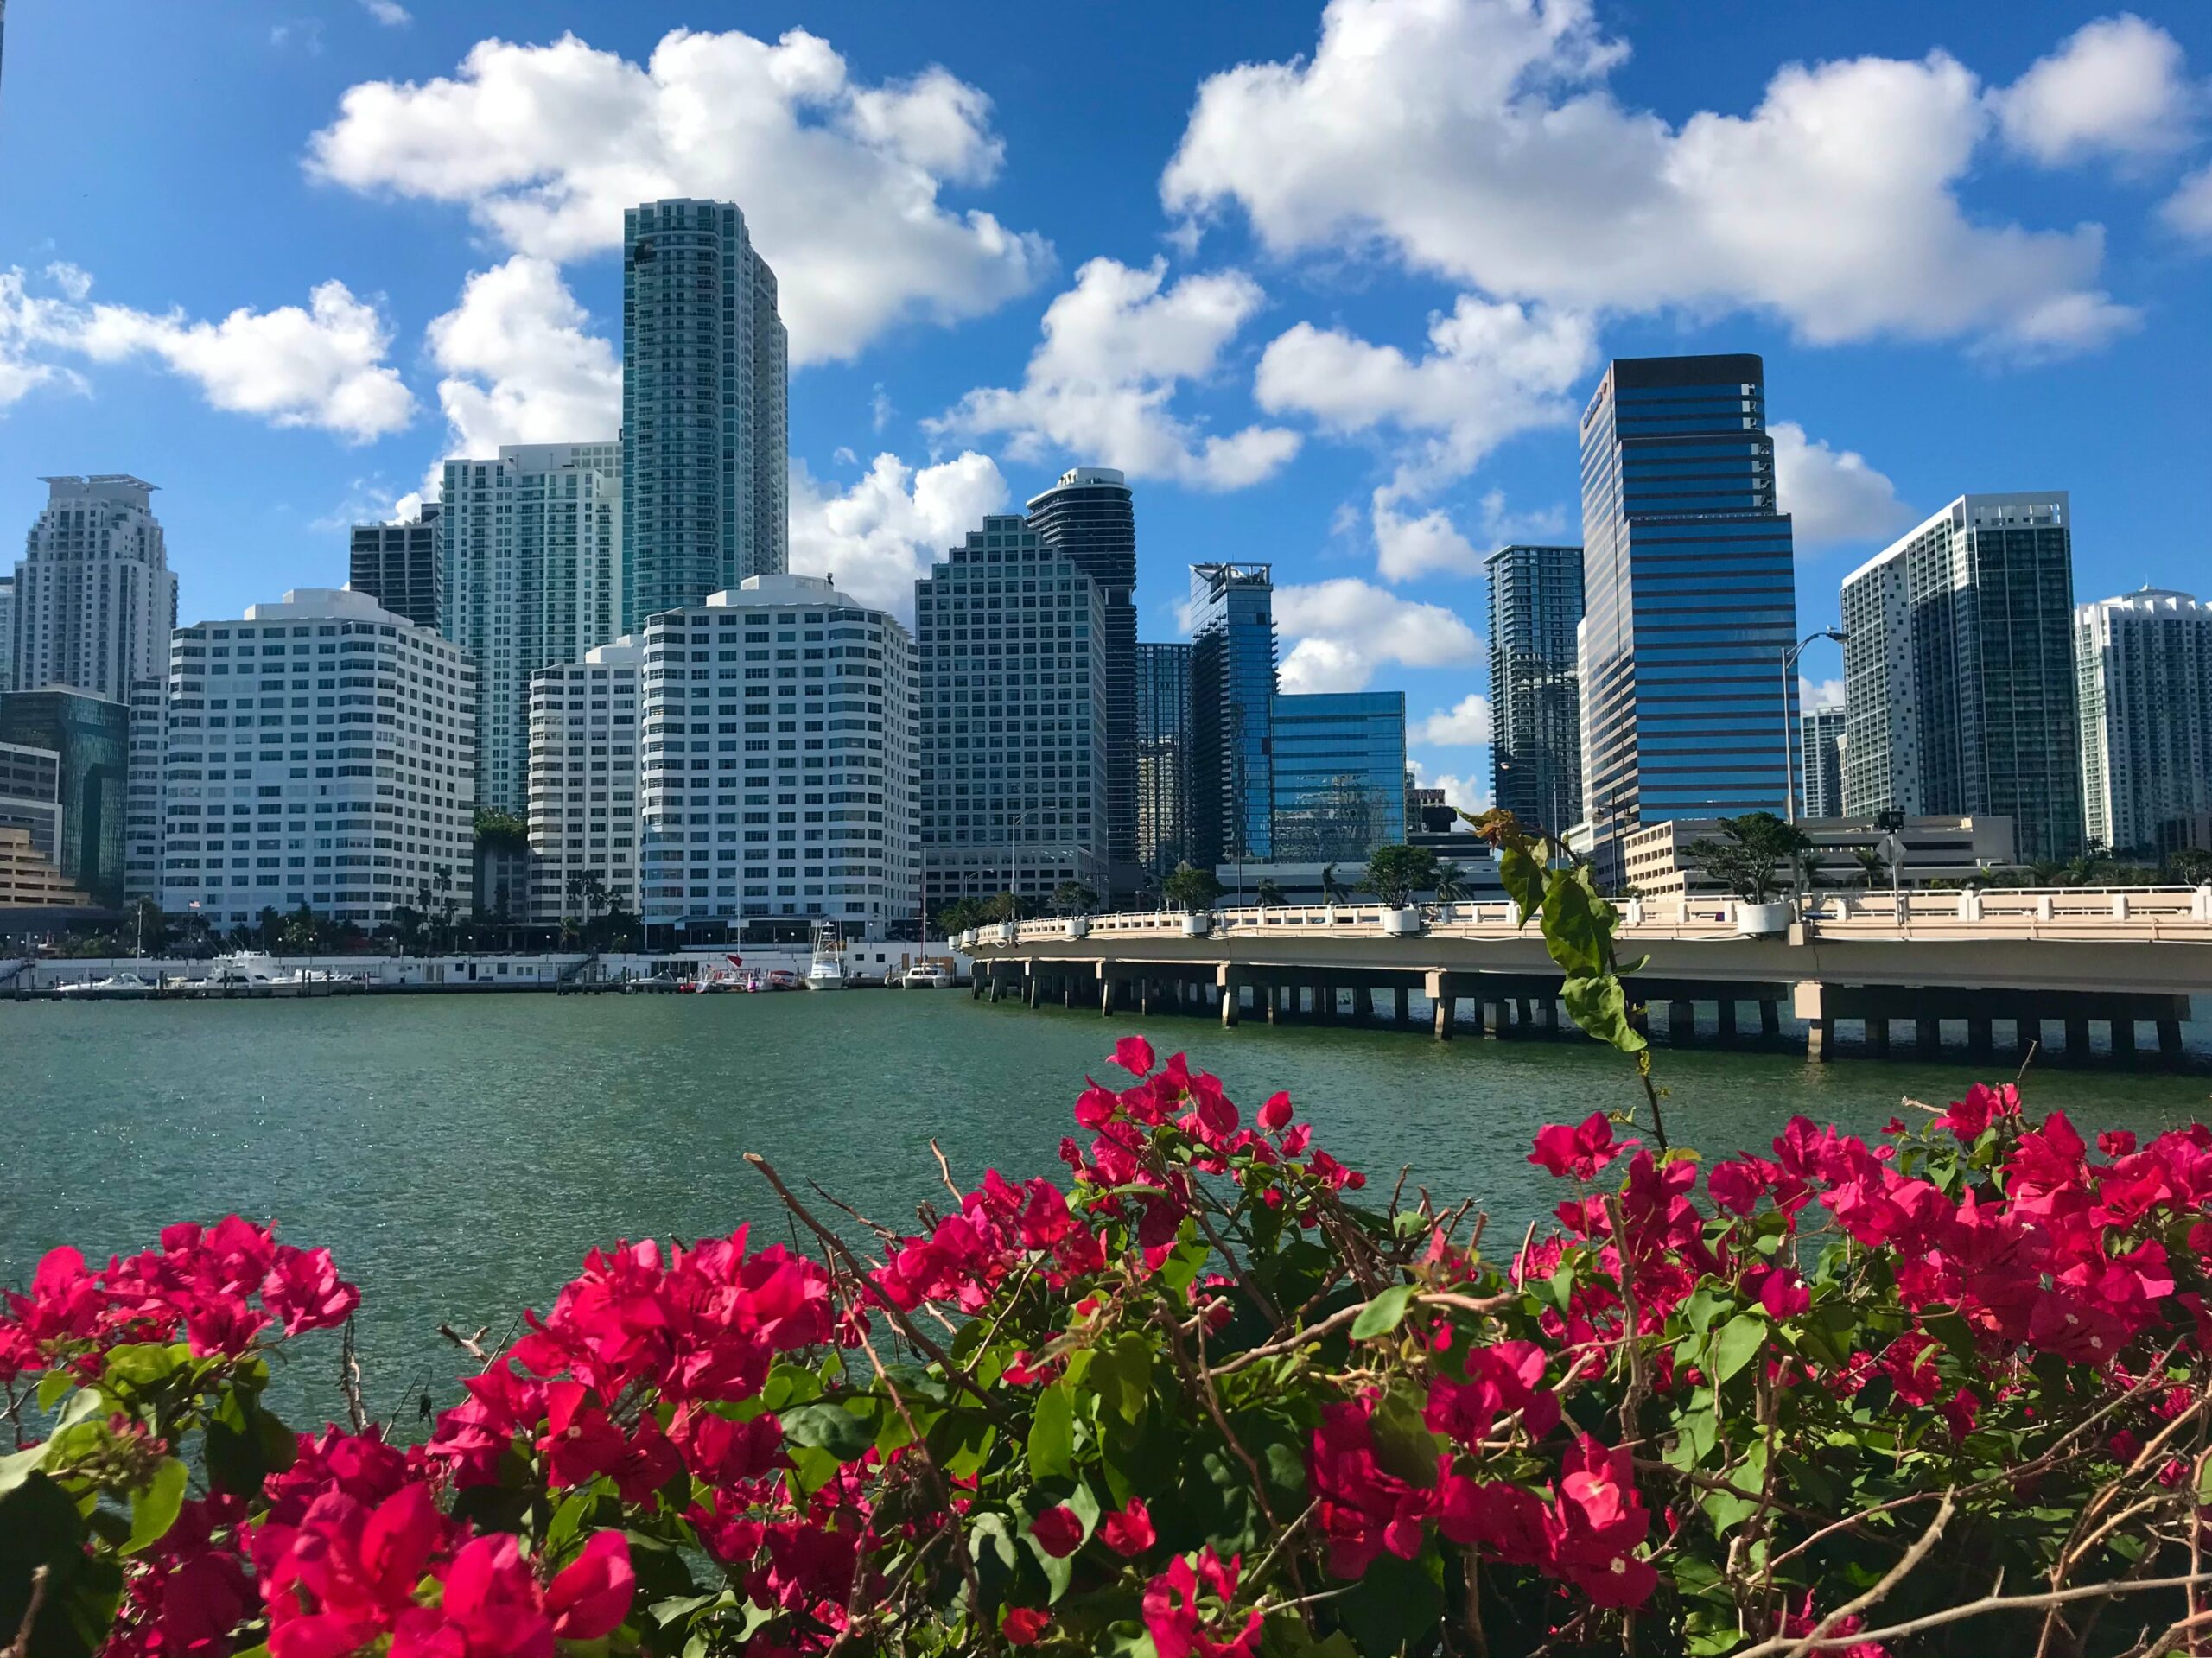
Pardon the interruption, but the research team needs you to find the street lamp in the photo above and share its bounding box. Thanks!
[1782,629,1847,826]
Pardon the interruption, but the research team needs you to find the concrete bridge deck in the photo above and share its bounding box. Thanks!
[961,887,2212,1064]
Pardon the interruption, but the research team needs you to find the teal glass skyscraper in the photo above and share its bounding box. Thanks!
[1270,691,1406,863]
[1484,543,1583,837]
[621,199,788,631]
[1188,563,1276,871]
[1578,354,1798,881]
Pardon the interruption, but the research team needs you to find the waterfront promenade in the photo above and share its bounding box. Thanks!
[963,886,2212,1064]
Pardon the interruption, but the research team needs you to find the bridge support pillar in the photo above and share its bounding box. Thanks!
[1218,967,1244,1028]
[1395,986,1411,1027]
[1352,984,1374,1023]
[1968,1017,1993,1063]
[1760,1001,1780,1038]
[2016,1019,2042,1060]
[2160,1019,2184,1061]
[1716,1001,1738,1040]
[1867,1017,1890,1057]
[1482,999,1507,1040]
[1064,974,1080,1011]
[1026,971,1041,1009]
[1100,976,1115,1018]
[2066,1016,2090,1057]
[1427,971,1453,1040]
[1669,1000,1696,1047]
[1916,1014,1941,1055]
[2111,1018,2137,1058]
[1807,1018,1835,1063]
[1535,997,1558,1035]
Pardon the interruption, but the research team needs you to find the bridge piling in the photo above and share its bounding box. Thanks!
[1916,1013,1941,1056]
[2112,1019,2137,1058]
[1867,1016,1891,1057]
[2162,1019,2185,1060]
[1968,1018,1994,1063]
[2067,1016,2090,1057]
[1669,1000,1695,1047]
[1716,1000,1738,1041]
[1807,1018,1835,1063]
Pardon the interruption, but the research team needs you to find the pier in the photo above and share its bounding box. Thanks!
[963,887,2212,1064]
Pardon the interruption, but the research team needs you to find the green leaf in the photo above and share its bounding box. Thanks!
[0,1444,50,1498]
[781,1401,874,1463]
[1540,867,1611,979]
[123,1458,188,1556]
[1498,844,1547,923]
[1711,1313,1768,1386]
[1027,1381,1076,1481]
[35,1370,73,1413]
[1336,1551,1445,1657]
[1351,1284,1416,1342]
[103,1344,190,1393]
[1561,973,1646,1055]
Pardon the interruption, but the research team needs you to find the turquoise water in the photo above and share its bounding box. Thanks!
[3,991,2203,1426]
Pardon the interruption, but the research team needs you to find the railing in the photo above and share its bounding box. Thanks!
[963,886,2212,950]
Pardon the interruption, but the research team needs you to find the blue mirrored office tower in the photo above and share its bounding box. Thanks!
[1271,692,1407,863]
[1187,563,1275,871]
[1578,354,1799,884]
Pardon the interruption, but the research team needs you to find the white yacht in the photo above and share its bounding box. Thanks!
[901,961,953,990]
[804,924,848,991]
[196,951,297,996]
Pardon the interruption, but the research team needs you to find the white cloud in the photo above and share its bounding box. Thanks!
[310,478,426,532]
[932,257,1300,490]
[1800,676,1845,709]
[362,0,411,24]
[426,257,620,459]
[1770,421,1912,549]
[1255,295,1595,496]
[1274,577,1481,692]
[1409,757,1491,816]
[1415,693,1493,746]
[788,449,1007,619]
[1369,488,1569,582]
[1162,0,2137,353]
[308,27,1051,365]
[0,264,411,441]
[1993,15,2197,167]
[2163,164,2212,241]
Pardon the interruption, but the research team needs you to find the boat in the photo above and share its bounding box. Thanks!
[901,961,954,990]
[194,951,298,996]
[54,970,159,1000]
[803,923,847,992]
[765,969,799,991]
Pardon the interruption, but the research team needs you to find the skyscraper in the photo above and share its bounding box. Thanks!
[638,575,914,941]
[1578,356,1798,883]
[2075,588,2212,859]
[0,686,129,906]
[1484,543,1583,836]
[1135,641,1192,881]
[1271,691,1407,864]
[621,199,788,630]
[1840,493,2082,861]
[1027,467,1137,880]
[124,675,166,900]
[439,443,623,814]
[11,475,177,699]
[527,638,644,924]
[916,516,1108,915]
[0,573,16,689]
[1188,562,1277,872]
[348,504,442,632]
[1800,703,1845,820]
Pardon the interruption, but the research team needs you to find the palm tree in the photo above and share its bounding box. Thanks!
[1849,846,1886,889]
[1320,863,1348,904]
[1433,860,1469,903]
[1255,879,1287,908]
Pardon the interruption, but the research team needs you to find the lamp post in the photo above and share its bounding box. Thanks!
[1003,808,1031,923]
[1782,628,1847,827]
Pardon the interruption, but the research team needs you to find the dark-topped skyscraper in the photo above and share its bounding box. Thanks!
[621,199,787,630]
[1027,467,1136,883]
[1187,562,1276,873]
[1484,543,1583,837]
[348,503,442,632]
[1578,354,1798,882]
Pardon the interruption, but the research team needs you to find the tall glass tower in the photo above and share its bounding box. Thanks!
[1484,543,1583,836]
[1270,691,1407,863]
[1578,355,1798,883]
[620,199,788,630]
[1188,563,1276,872]
[1134,641,1192,882]
[1027,467,1136,880]
[2075,588,2212,860]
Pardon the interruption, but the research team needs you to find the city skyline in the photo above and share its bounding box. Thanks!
[3,2,2209,817]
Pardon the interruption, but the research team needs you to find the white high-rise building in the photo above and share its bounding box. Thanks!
[438,442,622,814]
[2075,588,2212,859]
[124,675,166,900]
[11,475,177,698]
[526,638,644,924]
[157,588,475,931]
[639,575,913,941]
[0,574,16,689]
[1799,703,1846,821]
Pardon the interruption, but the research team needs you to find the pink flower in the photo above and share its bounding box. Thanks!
[263,1245,362,1336]
[1002,1607,1051,1646]
[1749,1266,1810,1319]
[1424,1340,1558,1445]
[1113,1035,1155,1078]
[1936,1081,2020,1141]
[1030,1504,1084,1558]
[1101,1496,1156,1556]
[544,1531,634,1641]
[1142,1549,1262,1658]
[1258,1091,1294,1132]
[440,1534,554,1658]
[1529,1113,1637,1182]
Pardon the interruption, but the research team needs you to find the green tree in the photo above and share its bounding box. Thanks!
[1319,862,1350,903]
[980,890,1029,924]
[1683,811,1815,904]
[257,905,283,952]
[2169,847,2212,886]
[1162,861,1224,912]
[1848,844,1888,889]
[1361,842,1439,908]
[1254,878,1287,908]
[121,897,168,956]
[1048,880,1098,918]
[472,807,530,849]
[279,904,325,955]
[1433,859,1470,902]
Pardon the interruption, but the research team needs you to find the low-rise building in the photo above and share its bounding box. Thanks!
[1620,814,2018,900]
[0,687,129,906]
[0,825,91,909]
[157,588,475,931]
[526,637,643,924]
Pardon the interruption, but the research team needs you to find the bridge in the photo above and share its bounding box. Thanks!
[960,886,2212,1064]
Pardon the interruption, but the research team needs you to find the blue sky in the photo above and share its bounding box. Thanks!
[4,0,2209,809]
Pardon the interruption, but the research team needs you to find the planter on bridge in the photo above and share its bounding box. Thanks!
[1381,906,1425,936]
[1062,917,1090,939]
[1180,912,1211,937]
[1736,900,1793,937]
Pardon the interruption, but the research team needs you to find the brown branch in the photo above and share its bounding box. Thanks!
[435,1322,492,1364]
[1603,1196,1648,1448]
[5,1566,47,1658]
[928,1138,963,1204]
[1738,1490,1955,1658]
[1772,1571,2212,1655]
[340,1316,368,1435]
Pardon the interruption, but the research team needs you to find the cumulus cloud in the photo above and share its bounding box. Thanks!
[308,27,1051,364]
[1370,488,1570,582]
[788,450,1008,619]
[1274,578,1481,692]
[0,264,411,441]
[1801,676,1846,709]
[1162,0,2137,353]
[1770,421,1913,549]
[2163,165,2212,241]
[1993,14,2197,167]
[1409,757,1491,816]
[1255,295,1596,496]
[1415,693,1493,746]
[361,0,411,25]
[932,257,1300,490]
[426,257,620,459]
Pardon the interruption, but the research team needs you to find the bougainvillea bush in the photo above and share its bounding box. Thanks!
[7,1045,2212,1658]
